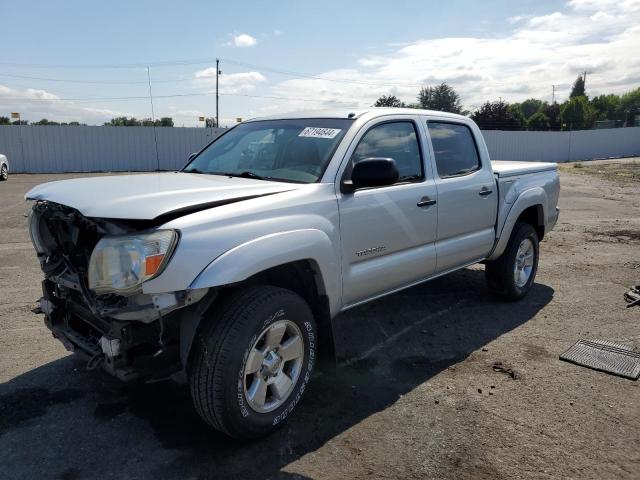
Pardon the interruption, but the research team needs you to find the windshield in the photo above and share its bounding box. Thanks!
[183,118,354,183]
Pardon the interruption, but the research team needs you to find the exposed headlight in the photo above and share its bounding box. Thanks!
[28,209,46,253]
[88,230,178,295]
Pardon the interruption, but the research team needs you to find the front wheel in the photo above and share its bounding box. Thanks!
[189,286,317,439]
[0,165,7,181]
[485,222,539,301]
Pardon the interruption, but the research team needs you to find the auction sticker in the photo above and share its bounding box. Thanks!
[298,127,341,139]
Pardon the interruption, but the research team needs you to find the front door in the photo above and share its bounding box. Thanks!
[337,118,438,307]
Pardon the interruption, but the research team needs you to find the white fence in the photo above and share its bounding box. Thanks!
[0,126,225,173]
[482,127,640,163]
[1,125,639,173]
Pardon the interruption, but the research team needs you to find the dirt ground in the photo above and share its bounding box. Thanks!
[1,161,639,480]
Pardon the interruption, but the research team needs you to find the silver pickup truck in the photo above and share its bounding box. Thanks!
[26,108,559,438]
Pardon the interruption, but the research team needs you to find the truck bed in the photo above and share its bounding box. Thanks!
[491,160,557,178]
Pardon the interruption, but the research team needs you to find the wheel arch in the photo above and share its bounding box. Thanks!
[488,187,547,261]
[182,230,341,372]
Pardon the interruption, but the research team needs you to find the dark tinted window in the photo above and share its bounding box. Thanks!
[351,122,423,182]
[428,122,480,177]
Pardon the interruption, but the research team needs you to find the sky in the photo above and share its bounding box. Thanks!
[0,0,639,126]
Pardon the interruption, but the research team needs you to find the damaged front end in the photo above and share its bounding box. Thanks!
[29,200,210,382]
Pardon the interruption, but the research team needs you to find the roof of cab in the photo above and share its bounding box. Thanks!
[246,107,468,122]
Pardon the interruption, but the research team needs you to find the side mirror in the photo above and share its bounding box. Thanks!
[188,152,197,162]
[342,157,399,193]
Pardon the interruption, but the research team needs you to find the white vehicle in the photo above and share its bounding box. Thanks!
[26,108,560,438]
[0,154,8,181]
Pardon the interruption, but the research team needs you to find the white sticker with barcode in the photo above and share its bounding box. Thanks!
[298,127,341,139]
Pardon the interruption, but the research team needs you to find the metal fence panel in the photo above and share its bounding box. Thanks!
[1,125,639,173]
[0,126,225,173]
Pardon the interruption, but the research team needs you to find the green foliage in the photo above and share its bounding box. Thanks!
[520,98,544,119]
[470,101,522,130]
[205,117,218,128]
[527,112,550,131]
[33,118,60,125]
[570,75,586,98]
[374,95,405,107]
[590,94,621,121]
[542,102,562,131]
[416,83,463,113]
[560,96,596,130]
[507,104,526,125]
[0,116,10,125]
[618,87,640,126]
[104,116,141,126]
[105,116,173,127]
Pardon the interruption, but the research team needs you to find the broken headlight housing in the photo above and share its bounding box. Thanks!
[88,230,178,295]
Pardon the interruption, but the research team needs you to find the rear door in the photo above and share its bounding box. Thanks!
[425,119,497,272]
[337,116,438,306]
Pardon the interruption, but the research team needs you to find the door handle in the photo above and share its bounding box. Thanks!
[479,187,493,196]
[417,197,437,207]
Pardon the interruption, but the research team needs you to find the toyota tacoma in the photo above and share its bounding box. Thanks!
[26,108,560,438]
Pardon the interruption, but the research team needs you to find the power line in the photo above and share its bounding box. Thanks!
[0,56,429,89]
[0,72,194,85]
[0,90,329,104]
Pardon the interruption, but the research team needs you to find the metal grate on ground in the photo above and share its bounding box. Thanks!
[560,339,640,380]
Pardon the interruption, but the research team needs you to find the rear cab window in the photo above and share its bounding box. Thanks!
[427,122,480,178]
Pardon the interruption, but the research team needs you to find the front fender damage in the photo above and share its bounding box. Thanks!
[30,200,212,382]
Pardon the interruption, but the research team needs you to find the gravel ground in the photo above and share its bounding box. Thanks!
[0,163,639,480]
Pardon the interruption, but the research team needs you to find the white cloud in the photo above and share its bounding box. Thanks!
[0,84,126,124]
[274,29,282,36]
[233,33,257,47]
[267,0,640,112]
[194,69,266,94]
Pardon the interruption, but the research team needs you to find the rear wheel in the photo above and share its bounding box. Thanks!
[189,285,316,439]
[0,165,7,181]
[485,222,539,300]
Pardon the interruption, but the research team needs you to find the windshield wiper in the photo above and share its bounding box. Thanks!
[223,171,266,180]
[183,168,208,174]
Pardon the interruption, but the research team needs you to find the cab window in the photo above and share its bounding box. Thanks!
[427,122,480,178]
[350,121,423,182]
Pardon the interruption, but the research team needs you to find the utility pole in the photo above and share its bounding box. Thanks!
[216,58,220,128]
[147,66,160,171]
[552,85,557,104]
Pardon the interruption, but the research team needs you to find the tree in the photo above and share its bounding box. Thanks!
[33,118,60,125]
[470,100,523,130]
[374,95,404,107]
[104,116,142,126]
[205,117,218,128]
[570,75,586,98]
[527,112,550,131]
[618,87,640,126]
[508,103,526,125]
[520,98,544,119]
[158,117,174,127]
[542,102,562,131]
[416,83,463,113]
[590,94,621,121]
[0,116,10,125]
[560,96,596,130]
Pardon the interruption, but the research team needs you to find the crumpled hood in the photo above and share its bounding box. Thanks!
[25,172,298,220]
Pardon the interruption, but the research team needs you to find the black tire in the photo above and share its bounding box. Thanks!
[189,285,317,439]
[0,165,7,181]
[485,222,539,301]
